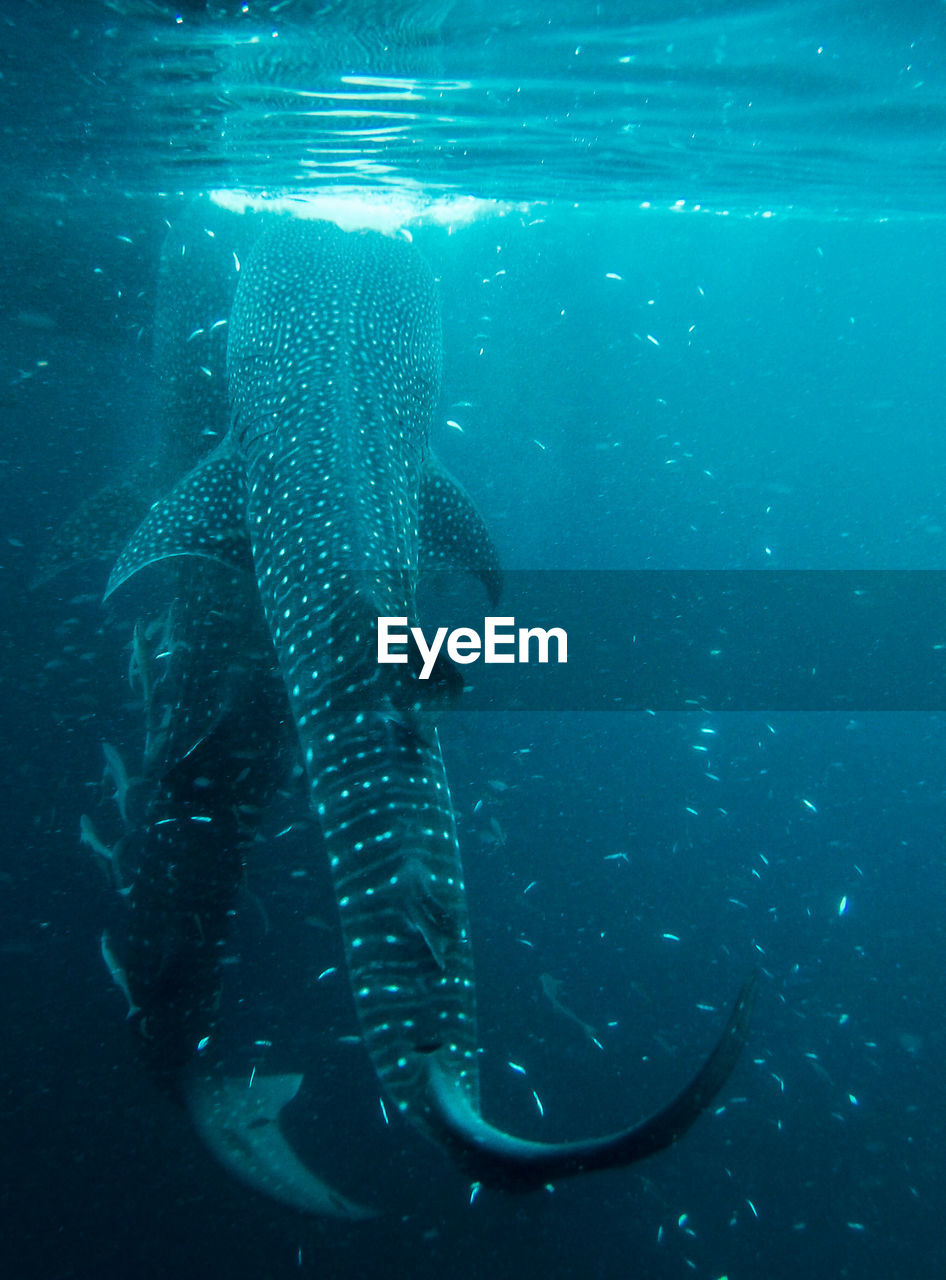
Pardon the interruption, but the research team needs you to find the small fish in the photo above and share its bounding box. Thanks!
[80,813,128,893]
[100,931,139,1019]
[127,621,152,706]
[102,742,136,829]
[540,973,598,1044]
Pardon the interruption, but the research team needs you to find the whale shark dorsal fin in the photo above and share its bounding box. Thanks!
[183,1071,375,1219]
[420,456,502,606]
[104,451,252,600]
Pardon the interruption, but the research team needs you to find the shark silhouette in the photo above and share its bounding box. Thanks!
[102,214,755,1208]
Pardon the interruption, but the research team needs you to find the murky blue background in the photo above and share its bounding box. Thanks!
[2,2,945,1277]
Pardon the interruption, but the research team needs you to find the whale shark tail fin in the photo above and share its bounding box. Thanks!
[425,972,758,1191]
[183,1070,375,1219]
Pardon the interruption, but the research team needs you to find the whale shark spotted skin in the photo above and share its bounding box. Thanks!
[106,216,755,1201]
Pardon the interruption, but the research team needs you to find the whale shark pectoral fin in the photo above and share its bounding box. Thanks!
[420,456,502,606]
[425,972,758,1190]
[183,1071,375,1219]
[104,451,252,601]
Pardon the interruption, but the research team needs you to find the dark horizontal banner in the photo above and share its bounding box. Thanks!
[407,570,946,712]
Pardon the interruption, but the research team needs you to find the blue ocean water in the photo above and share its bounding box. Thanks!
[2,2,945,1278]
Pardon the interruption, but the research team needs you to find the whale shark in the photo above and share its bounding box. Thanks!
[103,214,756,1207]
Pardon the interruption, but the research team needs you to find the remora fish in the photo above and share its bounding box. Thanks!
[107,217,755,1197]
[102,741,135,829]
